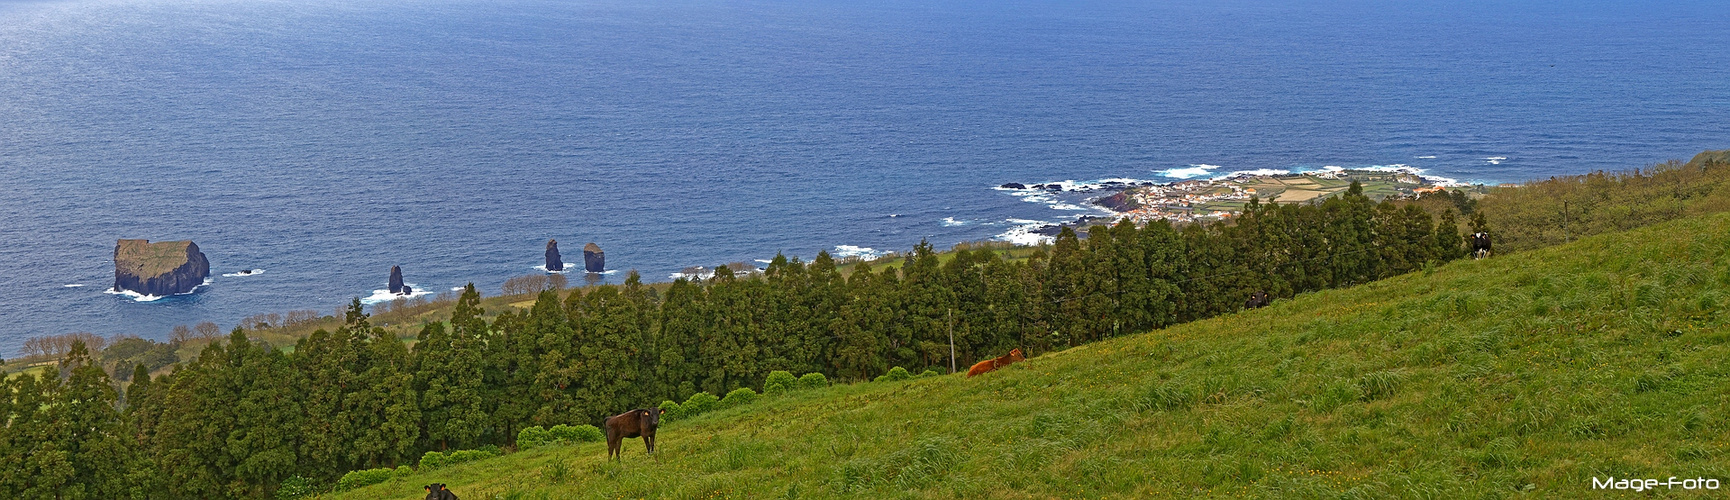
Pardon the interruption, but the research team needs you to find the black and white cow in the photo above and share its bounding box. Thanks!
[1469,232,1492,259]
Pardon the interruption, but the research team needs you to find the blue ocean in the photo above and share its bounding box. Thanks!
[2,0,1727,352]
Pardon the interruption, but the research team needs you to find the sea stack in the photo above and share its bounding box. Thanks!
[389,265,405,294]
[583,243,604,273]
[545,239,565,272]
[113,239,210,297]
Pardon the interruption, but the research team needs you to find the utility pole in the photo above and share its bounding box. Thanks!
[948,309,956,374]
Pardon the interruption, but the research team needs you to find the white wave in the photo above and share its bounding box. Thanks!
[1485,156,1507,165]
[888,214,901,218]
[1416,155,1437,159]
[104,278,210,302]
[1218,168,1292,178]
[940,217,967,226]
[532,264,573,274]
[994,220,1058,246]
[754,259,774,264]
[1049,203,1088,211]
[451,287,465,291]
[833,245,887,261]
[64,283,84,288]
[360,283,435,305]
[1160,167,1214,179]
[221,269,264,277]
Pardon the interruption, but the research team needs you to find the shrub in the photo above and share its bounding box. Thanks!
[516,426,551,448]
[720,387,759,409]
[764,370,798,395]
[659,400,683,421]
[549,424,603,443]
[393,465,413,478]
[796,372,828,390]
[682,391,719,417]
[418,451,447,470]
[875,366,913,382]
[335,468,394,491]
[919,369,938,378]
[447,448,499,465]
[275,476,317,499]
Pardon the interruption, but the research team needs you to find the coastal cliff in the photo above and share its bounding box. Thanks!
[113,239,209,297]
[583,243,604,273]
[546,239,565,272]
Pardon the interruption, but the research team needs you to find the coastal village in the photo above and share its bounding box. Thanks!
[1089,168,1461,223]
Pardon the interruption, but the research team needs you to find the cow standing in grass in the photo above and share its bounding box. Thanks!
[423,484,458,500]
[966,348,1025,378]
[1245,290,1271,309]
[604,408,664,460]
[1470,232,1492,259]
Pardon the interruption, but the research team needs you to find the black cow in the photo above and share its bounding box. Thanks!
[423,483,458,500]
[604,408,664,460]
[1245,290,1271,309]
[1470,232,1492,259]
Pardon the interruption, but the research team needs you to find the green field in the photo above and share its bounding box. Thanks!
[332,210,1730,499]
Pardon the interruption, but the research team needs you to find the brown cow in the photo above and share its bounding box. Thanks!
[966,348,1025,378]
[603,408,664,460]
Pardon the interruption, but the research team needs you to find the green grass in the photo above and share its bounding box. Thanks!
[333,212,1730,499]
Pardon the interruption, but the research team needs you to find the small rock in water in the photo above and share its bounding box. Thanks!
[389,265,405,294]
[1000,182,1027,189]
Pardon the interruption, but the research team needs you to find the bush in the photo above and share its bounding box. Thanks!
[659,400,683,421]
[275,476,317,499]
[720,387,759,409]
[335,468,394,491]
[517,426,552,448]
[764,370,798,395]
[418,451,447,470]
[549,424,603,443]
[447,448,499,465]
[875,366,913,382]
[796,372,828,390]
[682,392,719,417]
[393,465,413,478]
[919,369,938,378]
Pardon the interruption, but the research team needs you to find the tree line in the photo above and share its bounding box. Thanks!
[1,183,1473,498]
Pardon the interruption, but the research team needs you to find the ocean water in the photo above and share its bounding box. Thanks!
[2,0,1727,352]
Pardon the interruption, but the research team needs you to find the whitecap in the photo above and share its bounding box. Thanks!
[833,245,887,260]
[532,264,573,274]
[1485,156,1507,165]
[940,217,967,227]
[221,269,264,277]
[994,220,1058,246]
[1416,155,1437,159]
[1217,168,1292,179]
[1160,164,1221,179]
[360,284,435,305]
[63,283,85,288]
[104,278,210,302]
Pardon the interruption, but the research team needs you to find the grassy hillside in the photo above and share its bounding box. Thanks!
[331,211,1730,499]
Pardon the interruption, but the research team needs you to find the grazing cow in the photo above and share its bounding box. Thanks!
[966,348,1026,378]
[1245,290,1271,309]
[604,408,664,460]
[423,483,458,500]
[1469,232,1492,259]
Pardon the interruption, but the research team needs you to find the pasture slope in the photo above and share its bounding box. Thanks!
[337,213,1730,499]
